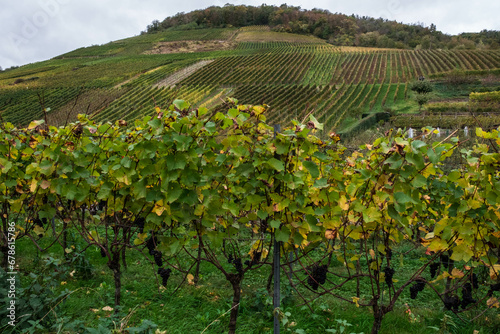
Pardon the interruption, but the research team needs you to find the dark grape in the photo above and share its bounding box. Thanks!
[33,218,43,227]
[429,262,440,278]
[146,235,157,255]
[383,267,395,287]
[307,275,319,290]
[440,253,454,269]
[227,254,233,264]
[461,283,476,309]
[135,217,145,234]
[152,250,163,267]
[409,281,425,299]
[232,258,243,274]
[443,295,460,311]
[157,267,172,287]
[253,251,262,264]
[306,264,328,290]
[471,273,479,289]
[98,200,106,211]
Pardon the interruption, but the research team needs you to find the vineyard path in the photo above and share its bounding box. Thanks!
[153,60,214,89]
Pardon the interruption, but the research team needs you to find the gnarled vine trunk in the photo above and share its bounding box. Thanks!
[227,273,242,334]
[109,246,122,310]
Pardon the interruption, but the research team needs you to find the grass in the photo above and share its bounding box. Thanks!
[8,229,500,334]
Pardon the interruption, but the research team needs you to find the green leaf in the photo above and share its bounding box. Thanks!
[411,174,427,188]
[394,191,415,204]
[308,115,324,130]
[267,158,284,172]
[165,182,183,203]
[270,220,281,229]
[411,140,427,151]
[427,147,439,164]
[173,99,190,111]
[303,161,319,179]
[450,243,473,263]
[275,228,290,243]
[228,108,239,118]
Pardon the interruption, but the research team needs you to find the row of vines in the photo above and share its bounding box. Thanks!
[1,102,500,333]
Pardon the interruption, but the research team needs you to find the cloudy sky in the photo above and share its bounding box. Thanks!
[1,0,499,69]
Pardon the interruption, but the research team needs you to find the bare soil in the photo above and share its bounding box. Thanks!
[144,40,236,55]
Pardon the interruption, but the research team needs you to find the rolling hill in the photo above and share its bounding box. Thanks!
[1,25,500,135]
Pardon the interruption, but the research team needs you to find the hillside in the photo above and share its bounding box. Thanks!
[1,24,500,135]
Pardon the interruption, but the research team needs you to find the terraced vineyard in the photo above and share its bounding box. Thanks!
[1,26,500,133]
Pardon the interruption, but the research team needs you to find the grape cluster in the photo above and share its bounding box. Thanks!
[146,235,158,255]
[152,250,163,267]
[306,264,328,290]
[158,267,172,287]
[33,218,46,227]
[461,283,476,309]
[100,246,107,258]
[135,217,145,234]
[440,254,454,269]
[232,258,243,274]
[471,273,479,289]
[98,200,106,211]
[429,262,440,278]
[244,251,262,268]
[409,281,426,299]
[383,267,395,287]
[378,248,392,260]
[487,283,500,296]
[443,295,460,311]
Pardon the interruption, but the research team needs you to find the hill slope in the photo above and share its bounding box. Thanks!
[1,26,500,134]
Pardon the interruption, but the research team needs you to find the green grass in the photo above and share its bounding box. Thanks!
[9,230,500,334]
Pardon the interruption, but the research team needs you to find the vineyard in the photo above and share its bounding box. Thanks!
[3,10,500,334]
[2,103,500,333]
[1,26,500,133]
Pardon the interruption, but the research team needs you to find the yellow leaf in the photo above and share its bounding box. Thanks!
[102,306,114,312]
[27,119,44,130]
[187,274,195,285]
[487,297,500,308]
[30,179,38,193]
[33,225,45,236]
[490,264,500,280]
[61,281,67,285]
[369,249,375,259]
[153,200,166,216]
[451,268,464,278]
[325,229,337,240]
[339,196,349,210]
[352,297,360,307]
[40,180,51,190]
[65,248,73,254]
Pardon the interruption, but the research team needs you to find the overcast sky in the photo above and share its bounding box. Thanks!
[1,0,499,69]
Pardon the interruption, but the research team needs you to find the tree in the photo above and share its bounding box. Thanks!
[410,80,433,111]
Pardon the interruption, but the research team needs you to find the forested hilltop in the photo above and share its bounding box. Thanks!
[144,4,500,50]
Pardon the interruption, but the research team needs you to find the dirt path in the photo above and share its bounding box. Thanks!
[154,60,214,88]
